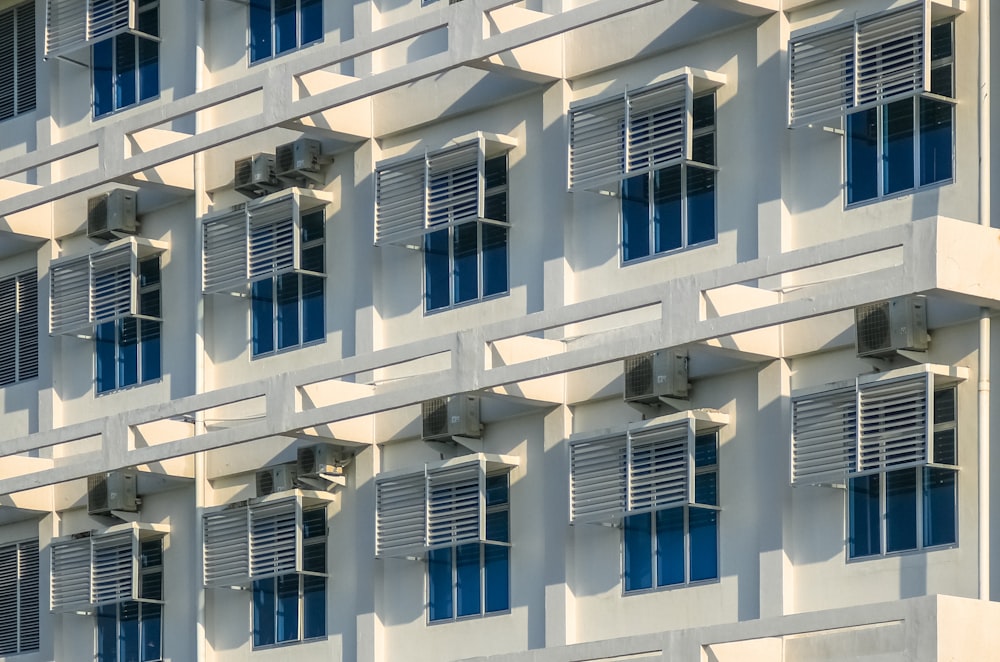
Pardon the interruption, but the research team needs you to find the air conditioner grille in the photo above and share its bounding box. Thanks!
[276,145,295,175]
[235,158,253,187]
[87,473,109,514]
[856,301,892,355]
[297,446,316,476]
[624,354,654,401]
[423,398,449,439]
[256,470,274,497]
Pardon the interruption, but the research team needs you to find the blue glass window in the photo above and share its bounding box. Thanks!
[621,92,716,263]
[847,386,958,558]
[428,473,510,621]
[249,0,324,64]
[424,155,509,312]
[846,21,954,205]
[96,257,161,394]
[623,432,719,592]
[251,210,325,357]
[253,507,327,647]
[92,0,158,118]
[96,539,162,662]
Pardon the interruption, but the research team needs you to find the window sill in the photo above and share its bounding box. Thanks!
[846,541,958,564]
[427,607,511,626]
[844,178,955,211]
[621,575,720,597]
[424,289,511,316]
[95,377,163,398]
[250,336,327,362]
[248,38,324,68]
[92,94,162,123]
[252,635,327,651]
[620,237,718,268]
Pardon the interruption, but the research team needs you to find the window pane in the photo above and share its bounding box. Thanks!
[933,429,956,466]
[140,319,160,383]
[300,0,323,45]
[694,433,717,468]
[482,224,508,298]
[136,8,158,102]
[303,507,326,539]
[96,605,117,662]
[93,39,114,117]
[453,223,479,304]
[484,155,507,189]
[849,474,880,558]
[484,543,509,613]
[652,166,682,253]
[303,574,326,639]
[485,474,508,507]
[96,321,117,393]
[691,134,715,166]
[883,99,915,195]
[930,22,953,60]
[249,0,273,63]
[276,573,299,643]
[923,467,956,548]
[694,472,718,506]
[654,507,684,586]
[885,469,918,553]
[929,65,953,98]
[274,0,297,55]
[692,94,715,130]
[687,167,715,246]
[621,174,650,262]
[140,603,162,662]
[847,109,879,203]
[302,540,326,575]
[424,230,450,311]
[119,601,140,662]
[455,543,481,617]
[119,317,139,388]
[919,98,952,186]
[427,548,453,621]
[623,513,652,591]
[115,33,137,110]
[301,210,325,243]
[252,578,276,647]
[276,272,300,350]
[301,274,324,344]
[251,279,274,355]
[689,507,718,581]
[484,191,507,224]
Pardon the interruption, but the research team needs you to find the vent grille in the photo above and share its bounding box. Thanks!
[297,446,317,476]
[276,145,295,175]
[256,470,274,497]
[422,398,449,439]
[624,354,654,401]
[856,301,892,355]
[234,158,253,188]
[87,473,109,514]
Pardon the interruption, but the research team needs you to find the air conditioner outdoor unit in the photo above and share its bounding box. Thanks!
[623,350,689,404]
[422,395,481,441]
[87,470,139,516]
[855,296,929,358]
[275,138,324,184]
[87,189,138,241]
[296,444,341,477]
[234,153,281,198]
[256,465,297,497]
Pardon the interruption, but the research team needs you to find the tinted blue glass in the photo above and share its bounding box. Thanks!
[485,474,508,507]
[885,469,918,552]
[621,174,650,262]
[252,579,276,646]
[482,224,508,298]
[424,230,450,311]
[141,603,161,661]
[919,98,952,186]
[114,33,137,110]
[93,40,114,117]
[694,472,717,506]
[654,507,684,586]
[137,8,158,101]
[694,433,717,467]
[303,507,326,539]
[119,317,139,388]
[688,507,718,581]
[686,167,715,245]
[301,274,324,344]
[849,474,880,557]
[303,574,326,639]
[623,513,652,591]
[249,0,273,63]
[484,544,509,613]
[96,605,117,662]
[276,273,300,350]
[274,0,297,55]
[251,279,274,356]
[934,429,956,466]
[119,601,140,661]
[301,210,325,243]
[653,166,682,252]
[300,0,323,45]
[276,573,299,642]
[453,223,479,304]
[140,319,160,383]
[95,321,117,393]
[427,548,452,621]
[455,543,481,617]
[923,467,956,548]
[883,100,915,195]
[847,109,878,203]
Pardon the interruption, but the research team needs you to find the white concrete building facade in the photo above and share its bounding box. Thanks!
[0,0,998,660]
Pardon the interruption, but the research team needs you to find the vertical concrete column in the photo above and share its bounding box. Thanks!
[355,0,376,79]
[539,79,572,324]
[355,443,383,662]
[37,513,56,662]
[353,139,378,360]
[757,358,793,618]
[36,242,56,434]
[542,403,574,647]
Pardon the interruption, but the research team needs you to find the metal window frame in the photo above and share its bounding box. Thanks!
[95,536,163,661]
[45,0,160,61]
[246,0,323,66]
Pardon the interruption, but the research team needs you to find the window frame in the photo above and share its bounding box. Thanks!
[90,0,160,119]
[247,0,324,66]
[95,538,163,662]
[0,0,36,122]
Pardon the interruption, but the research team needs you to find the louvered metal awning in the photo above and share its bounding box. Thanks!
[44,0,155,59]
[0,540,39,655]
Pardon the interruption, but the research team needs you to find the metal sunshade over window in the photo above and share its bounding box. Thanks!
[788,1,934,127]
[45,0,155,59]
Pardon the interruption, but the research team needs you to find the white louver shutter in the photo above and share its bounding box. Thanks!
[627,423,690,512]
[855,3,925,109]
[426,462,482,548]
[45,0,134,58]
[791,386,858,485]
[17,541,38,653]
[50,537,91,612]
[0,8,15,122]
[90,531,135,606]
[203,505,250,587]
[627,79,688,176]
[49,255,91,335]
[568,95,626,192]
[249,499,299,579]
[788,23,854,127]
[426,142,480,229]
[201,208,248,294]
[374,156,426,246]
[0,543,17,654]
[248,196,297,281]
[569,433,627,523]
[375,471,427,557]
[15,3,35,116]
[0,277,16,385]
[90,244,135,326]
[17,273,38,382]
[857,373,930,472]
